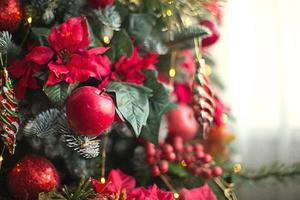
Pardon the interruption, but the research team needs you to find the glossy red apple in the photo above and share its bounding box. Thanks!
[166,104,199,140]
[66,86,115,136]
[200,20,220,47]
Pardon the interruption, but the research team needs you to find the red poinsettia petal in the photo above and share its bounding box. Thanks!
[13,83,26,100]
[174,83,193,104]
[48,16,90,54]
[8,60,26,78]
[46,62,70,85]
[87,47,109,55]
[89,55,111,77]
[25,46,54,65]
[142,52,158,70]
[180,184,217,200]
[91,177,111,193]
[129,185,174,200]
[106,169,136,193]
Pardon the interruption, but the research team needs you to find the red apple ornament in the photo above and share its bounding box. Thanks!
[7,155,59,200]
[200,20,220,47]
[66,86,115,136]
[166,104,199,140]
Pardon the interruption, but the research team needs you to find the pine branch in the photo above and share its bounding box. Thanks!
[236,162,300,184]
[0,31,13,55]
[93,6,121,31]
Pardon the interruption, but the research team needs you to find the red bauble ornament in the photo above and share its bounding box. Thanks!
[66,86,115,136]
[166,104,199,140]
[88,0,115,9]
[200,20,220,47]
[0,0,22,31]
[7,155,59,200]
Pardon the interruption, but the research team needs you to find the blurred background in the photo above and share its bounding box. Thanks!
[212,0,300,199]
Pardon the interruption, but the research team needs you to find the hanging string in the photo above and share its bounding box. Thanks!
[100,134,108,184]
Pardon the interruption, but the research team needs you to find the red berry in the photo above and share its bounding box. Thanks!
[195,151,205,159]
[173,136,183,151]
[159,160,169,173]
[147,147,156,157]
[162,144,174,154]
[202,168,212,179]
[166,152,176,161]
[193,167,202,175]
[151,166,161,177]
[156,149,163,159]
[185,155,193,164]
[212,166,223,177]
[194,143,204,152]
[145,142,155,151]
[184,144,193,153]
[202,154,212,163]
[146,156,156,165]
[176,153,183,162]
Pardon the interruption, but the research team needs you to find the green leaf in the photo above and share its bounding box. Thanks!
[108,29,133,62]
[168,163,189,178]
[86,18,100,48]
[141,70,176,144]
[43,82,78,107]
[127,13,156,43]
[106,82,152,137]
[166,25,211,45]
[31,27,50,45]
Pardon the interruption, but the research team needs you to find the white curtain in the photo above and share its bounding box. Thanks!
[212,0,300,199]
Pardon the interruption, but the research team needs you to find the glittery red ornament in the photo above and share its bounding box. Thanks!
[66,86,115,136]
[0,0,23,31]
[7,155,60,200]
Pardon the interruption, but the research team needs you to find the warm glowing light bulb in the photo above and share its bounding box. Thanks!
[233,163,242,173]
[165,9,173,17]
[0,155,3,162]
[103,36,110,44]
[100,177,106,184]
[27,17,32,24]
[204,64,212,76]
[169,67,176,78]
[180,160,187,167]
[173,192,180,199]
[222,113,228,124]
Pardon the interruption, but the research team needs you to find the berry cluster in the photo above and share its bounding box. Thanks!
[144,136,222,179]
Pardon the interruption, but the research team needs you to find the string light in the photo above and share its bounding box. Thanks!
[204,64,212,76]
[165,9,173,17]
[222,113,228,124]
[173,192,180,199]
[233,163,242,173]
[180,160,187,167]
[169,67,176,78]
[100,177,106,184]
[27,16,32,24]
[103,36,110,44]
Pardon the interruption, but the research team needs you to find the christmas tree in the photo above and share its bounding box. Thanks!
[0,0,300,200]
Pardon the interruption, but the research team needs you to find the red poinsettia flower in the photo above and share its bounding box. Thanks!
[180,184,217,200]
[174,83,193,104]
[113,48,157,85]
[128,184,174,200]
[92,169,136,198]
[42,16,110,85]
[8,46,54,99]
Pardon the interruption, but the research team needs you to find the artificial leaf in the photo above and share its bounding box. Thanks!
[141,70,176,144]
[31,27,50,46]
[43,82,78,107]
[166,25,211,45]
[107,29,133,62]
[106,82,152,137]
[86,18,100,48]
[168,163,189,178]
[94,6,121,31]
[127,13,156,43]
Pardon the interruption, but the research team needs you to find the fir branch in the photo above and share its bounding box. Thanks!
[0,32,13,55]
[236,162,300,184]
[63,135,101,159]
[24,108,63,138]
[93,6,121,31]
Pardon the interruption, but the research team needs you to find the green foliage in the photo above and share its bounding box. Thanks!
[141,70,176,144]
[107,29,133,62]
[43,82,78,107]
[166,25,211,45]
[94,6,121,31]
[168,163,189,178]
[0,31,13,55]
[127,13,156,43]
[30,27,50,46]
[236,162,300,186]
[39,177,97,200]
[106,82,153,137]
